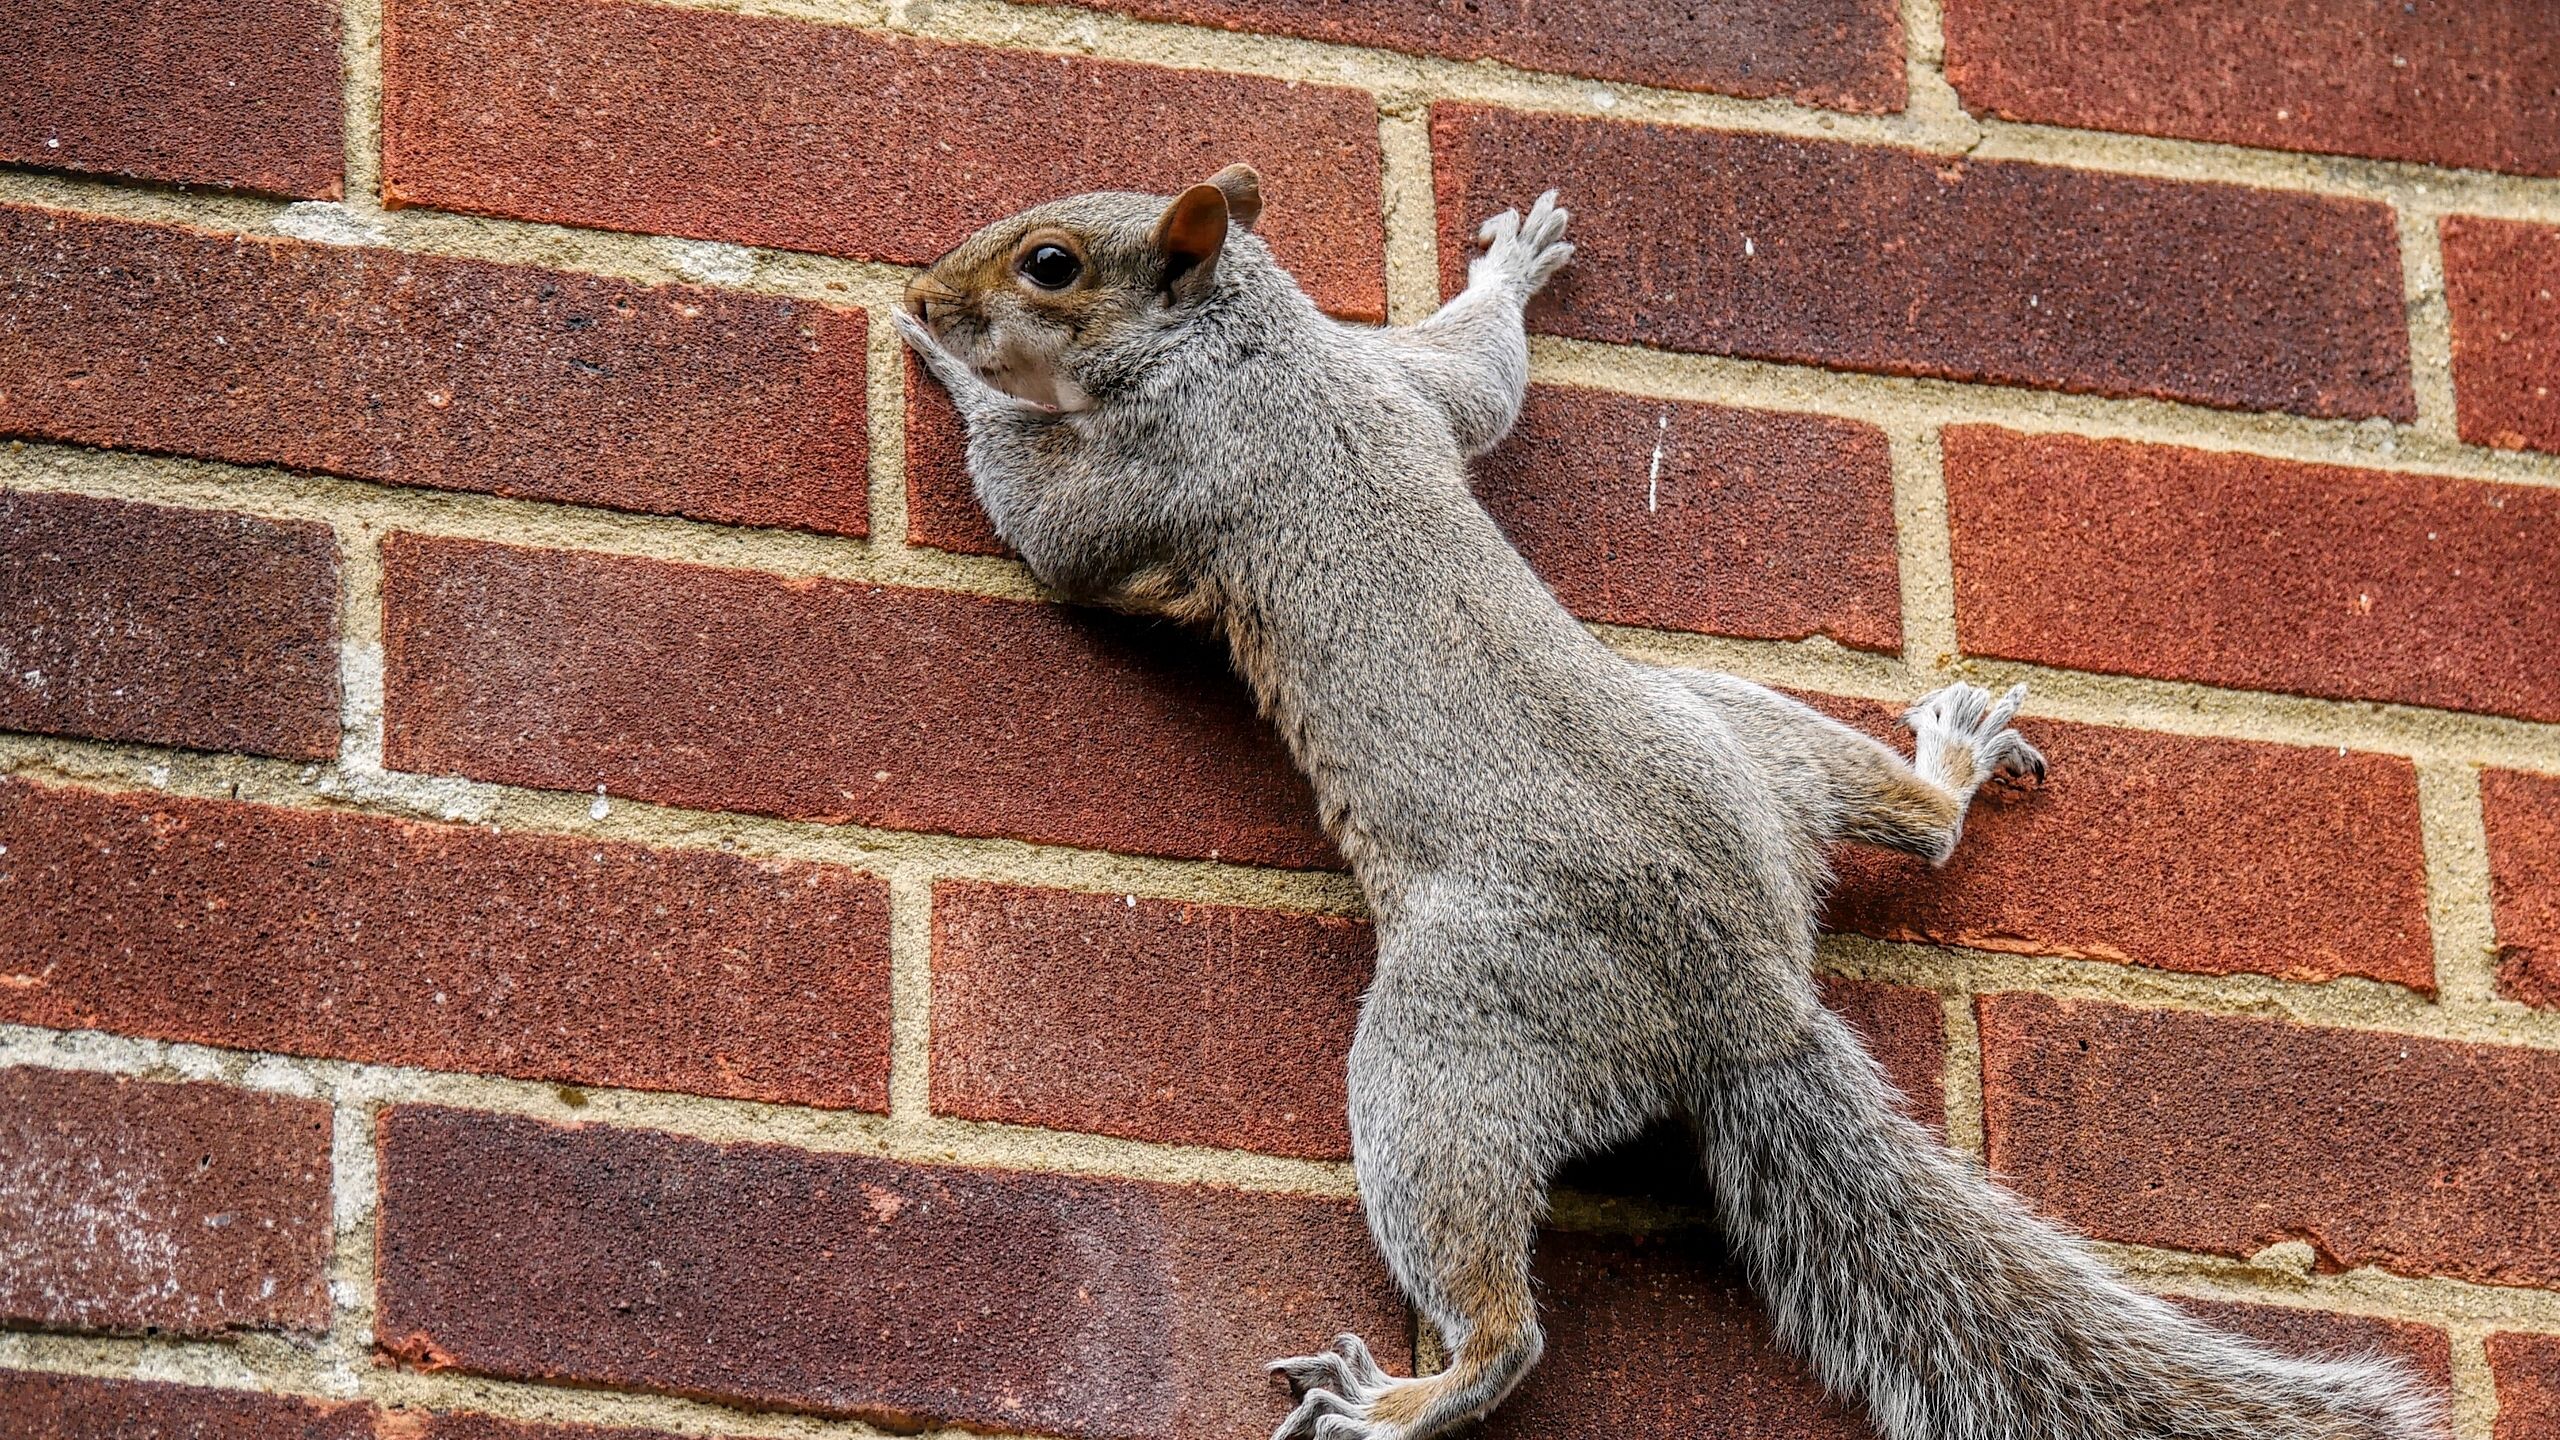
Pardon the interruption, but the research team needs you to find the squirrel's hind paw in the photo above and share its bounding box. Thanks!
[1269,1334,1408,1440]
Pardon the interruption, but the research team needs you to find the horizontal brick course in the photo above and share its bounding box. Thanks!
[382,0,1387,318]
[375,1106,1406,1439]
[0,205,869,534]
[1945,428,2560,722]
[1979,995,2560,1291]
[0,778,892,1109]
[0,1068,331,1336]
[0,489,340,760]
[1824,714,2435,989]
[1027,0,1905,111]
[1431,105,2412,420]
[1944,0,2560,179]
[2486,769,2560,1010]
[2175,1299,2450,1393]
[0,1374,371,1440]
[2443,216,2560,457]
[0,0,344,198]
[381,535,1330,866]
[2489,1332,2560,1440]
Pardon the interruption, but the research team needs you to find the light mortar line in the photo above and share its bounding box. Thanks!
[1893,0,1978,146]
[1937,990,1984,1154]
[2096,1241,2560,1337]
[360,1365,1044,1440]
[884,870,937,1121]
[1886,425,1960,674]
[2445,1327,2500,1440]
[1375,108,1443,327]
[2417,761,2507,1011]
[321,1100,380,1399]
[866,288,916,553]
[0,1338,322,1402]
[339,0,385,210]
[2399,207,2463,440]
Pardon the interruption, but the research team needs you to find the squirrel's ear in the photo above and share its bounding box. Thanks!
[1208,163,1262,232]
[1152,181,1230,300]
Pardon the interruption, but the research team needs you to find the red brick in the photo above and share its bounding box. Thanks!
[1978,995,2560,1291]
[1432,105,2412,421]
[0,0,344,198]
[2173,1299,2451,1394]
[1946,428,2560,722]
[904,352,1007,558]
[2487,770,2560,1010]
[381,535,1330,867]
[2490,1332,2560,1440]
[374,1106,1406,1439]
[0,778,891,1110]
[0,205,868,535]
[0,490,339,760]
[1026,0,1904,111]
[932,883,1371,1159]
[2444,216,2560,457]
[382,0,1387,320]
[1825,717,2434,990]
[1476,386,1900,650]
[0,1069,331,1336]
[0,1373,372,1440]
[1944,1,2560,179]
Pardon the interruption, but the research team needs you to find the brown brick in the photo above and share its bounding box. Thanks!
[375,1106,1406,1439]
[931,883,1371,1159]
[2490,1332,2560,1440]
[1826,718,2434,990]
[381,535,1330,867]
[0,1373,372,1440]
[1978,995,2560,1291]
[1026,0,1904,111]
[0,205,868,535]
[904,352,1007,558]
[2173,1299,2451,1394]
[0,1069,331,1336]
[1944,1,2560,179]
[382,0,1387,320]
[2487,770,2560,1010]
[2444,216,2560,457]
[1431,106,2412,420]
[1946,428,2560,722]
[1476,385,1900,650]
[0,490,339,760]
[0,0,344,198]
[0,778,891,1110]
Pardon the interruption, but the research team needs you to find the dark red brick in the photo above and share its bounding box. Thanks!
[2487,770,2560,1010]
[1979,995,2560,1291]
[904,352,1007,558]
[1476,385,1899,649]
[1814,975,1948,1127]
[1946,428,2560,722]
[374,1106,1406,1440]
[382,0,1386,320]
[381,535,1330,867]
[1027,0,1903,111]
[2444,216,2560,457]
[0,489,339,760]
[0,0,344,198]
[931,883,1371,1159]
[0,1373,372,1440]
[0,778,891,1110]
[2174,1298,2451,1394]
[1432,105,2412,420]
[1826,717,2434,990]
[1944,1,2560,179]
[2490,1332,2560,1440]
[0,205,868,535]
[0,1069,331,1336]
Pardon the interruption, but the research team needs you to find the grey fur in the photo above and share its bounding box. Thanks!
[897,180,2445,1440]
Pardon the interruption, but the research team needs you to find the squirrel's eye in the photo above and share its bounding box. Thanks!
[1018,244,1082,290]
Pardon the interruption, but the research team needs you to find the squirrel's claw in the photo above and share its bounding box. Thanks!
[1469,188,1574,301]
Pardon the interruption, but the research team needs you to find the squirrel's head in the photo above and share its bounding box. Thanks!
[903,163,1265,414]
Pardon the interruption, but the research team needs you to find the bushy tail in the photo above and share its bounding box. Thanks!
[1694,1015,2445,1440]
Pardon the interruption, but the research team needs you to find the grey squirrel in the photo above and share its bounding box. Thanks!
[895,165,2442,1440]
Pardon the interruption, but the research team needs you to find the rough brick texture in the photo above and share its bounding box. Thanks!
[1432,105,2412,420]
[382,0,1387,319]
[2490,1332,2560,1440]
[376,1106,1407,1440]
[0,489,340,760]
[1946,428,2560,722]
[0,778,892,1109]
[381,534,1329,867]
[904,352,1009,558]
[1029,0,1905,110]
[1944,0,2560,178]
[0,205,869,535]
[0,1068,331,1336]
[2443,216,2560,456]
[0,0,344,198]
[2174,1300,2451,1394]
[1826,717,2434,990]
[0,1373,372,1440]
[2486,769,2560,1010]
[1979,995,2560,1291]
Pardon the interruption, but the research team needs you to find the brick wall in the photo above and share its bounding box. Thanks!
[1,1,2556,1437]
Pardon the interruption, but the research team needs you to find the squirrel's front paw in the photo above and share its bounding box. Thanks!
[1906,681,2047,791]
[1471,189,1573,300]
